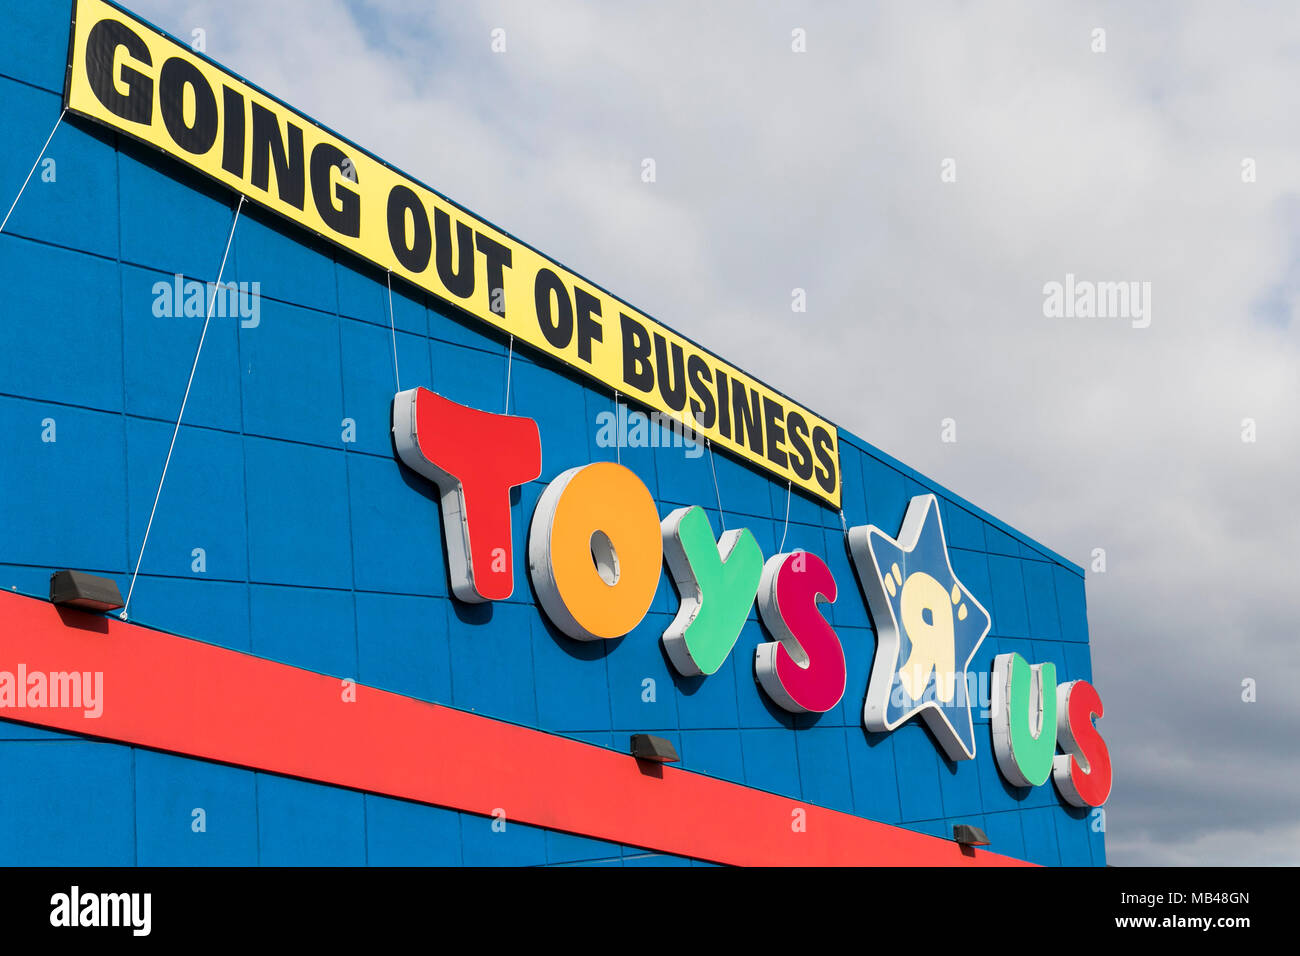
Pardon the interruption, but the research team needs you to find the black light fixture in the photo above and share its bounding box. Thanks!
[49,570,124,613]
[952,823,990,847]
[630,733,679,763]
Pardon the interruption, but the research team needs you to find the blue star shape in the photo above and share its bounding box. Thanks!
[848,494,991,761]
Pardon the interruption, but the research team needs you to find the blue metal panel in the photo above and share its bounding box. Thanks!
[679,729,746,785]
[447,600,538,727]
[118,146,239,280]
[249,583,356,679]
[0,741,134,865]
[836,624,874,730]
[623,851,691,867]
[0,84,119,259]
[796,726,855,814]
[244,437,352,589]
[836,442,869,529]
[823,527,870,628]
[984,522,1022,558]
[705,451,770,520]
[732,618,794,731]
[122,264,243,432]
[458,811,548,866]
[982,808,1027,861]
[256,774,366,865]
[232,211,337,316]
[861,455,906,532]
[653,432,717,511]
[891,724,945,822]
[240,299,344,447]
[346,452,445,597]
[0,397,128,572]
[511,358,590,478]
[740,727,801,798]
[338,317,432,457]
[1018,806,1063,867]
[532,612,613,734]
[939,497,986,553]
[1055,564,1091,643]
[428,339,505,420]
[1088,807,1108,866]
[845,730,902,824]
[354,592,451,704]
[545,829,622,865]
[987,553,1031,638]
[605,611,679,732]
[125,420,248,580]
[0,237,122,412]
[949,547,994,628]
[135,750,259,866]
[364,794,462,866]
[1054,805,1095,867]
[336,258,427,337]
[1023,559,1063,642]
[0,0,71,92]
[937,747,985,819]
[428,300,506,355]
[128,575,251,654]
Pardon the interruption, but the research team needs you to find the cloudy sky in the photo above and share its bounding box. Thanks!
[129,0,1299,865]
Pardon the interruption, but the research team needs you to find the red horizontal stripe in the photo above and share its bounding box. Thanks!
[0,591,1029,866]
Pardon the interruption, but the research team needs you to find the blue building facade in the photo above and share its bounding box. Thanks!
[0,0,1104,866]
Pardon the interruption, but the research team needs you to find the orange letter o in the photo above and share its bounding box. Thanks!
[528,462,663,641]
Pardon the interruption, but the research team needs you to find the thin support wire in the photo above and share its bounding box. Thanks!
[707,439,725,532]
[504,334,514,413]
[778,480,792,552]
[386,271,401,392]
[122,196,246,620]
[0,107,67,236]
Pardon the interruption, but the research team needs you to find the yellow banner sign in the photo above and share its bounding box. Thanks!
[64,0,841,506]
